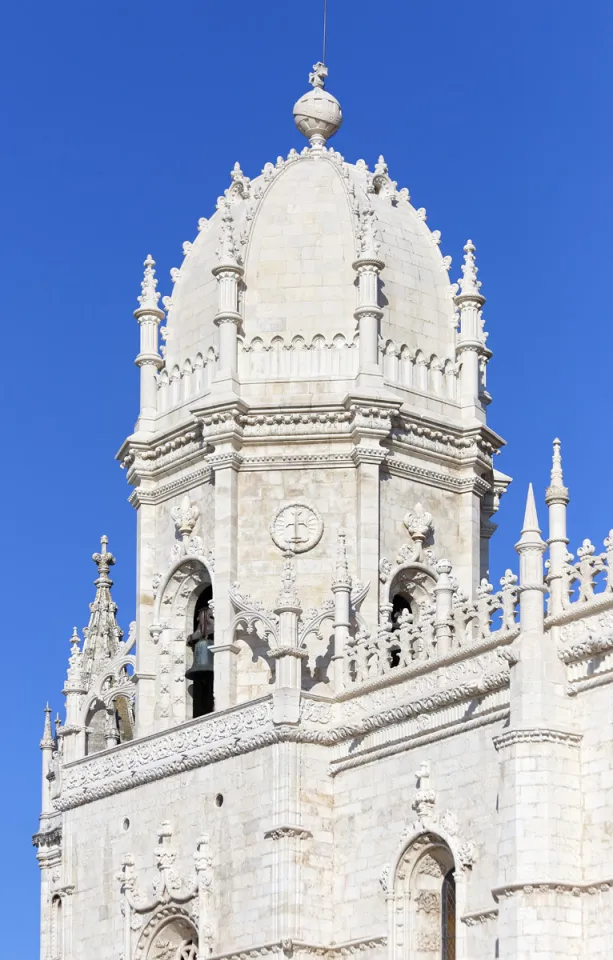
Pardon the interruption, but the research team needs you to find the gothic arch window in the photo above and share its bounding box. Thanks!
[186,585,214,719]
[392,837,455,960]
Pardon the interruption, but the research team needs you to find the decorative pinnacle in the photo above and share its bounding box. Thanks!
[70,626,79,647]
[515,483,546,555]
[332,530,352,590]
[457,239,484,299]
[551,438,564,485]
[309,62,328,88]
[546,437,569,505]
[93,535,116,584]
[136,254,162,313]
[40,704,54,750]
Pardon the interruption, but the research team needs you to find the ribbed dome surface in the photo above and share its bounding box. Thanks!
[162,150,456,374]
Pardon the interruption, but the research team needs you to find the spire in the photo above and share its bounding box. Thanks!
[520,483,542,539]
[82,536,123,683]
[40,704,54,750]
[293,63,342,149]
[457,239,484,300]
[135,254,163,315]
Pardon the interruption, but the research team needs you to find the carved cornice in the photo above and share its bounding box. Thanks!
[264,825,313,840]
[205,937,387,960]
[129,466,212,507]
[493,728,582,750]
[492,879,613,901]
[32,826,62,849]
[461,908,498,925]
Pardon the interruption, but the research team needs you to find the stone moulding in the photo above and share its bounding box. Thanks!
[202,937,387,960]
[492,879,613,900]
[330,702,509,776]
[492,728,582,750]
[460,908,498,925]
[56,651,512,809]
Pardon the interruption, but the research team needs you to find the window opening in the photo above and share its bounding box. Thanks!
[441,869,456,960]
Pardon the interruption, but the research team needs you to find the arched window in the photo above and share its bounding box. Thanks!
[185,586,214,718]
[392,838,455,960]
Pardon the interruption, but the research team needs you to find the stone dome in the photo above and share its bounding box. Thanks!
[161,149,457,384]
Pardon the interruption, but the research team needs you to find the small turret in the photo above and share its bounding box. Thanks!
[515,484,546,633]
[134,254,164,430]
[454,240,490,413]
[545,438,570,615]
[39,705,55,815]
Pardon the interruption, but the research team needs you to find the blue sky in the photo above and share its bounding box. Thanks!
[2,1,611,951]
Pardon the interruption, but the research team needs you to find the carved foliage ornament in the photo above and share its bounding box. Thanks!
[270,502,324,554]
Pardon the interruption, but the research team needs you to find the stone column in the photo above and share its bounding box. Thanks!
[271,555,305,724]
[331,531,352,693]
[191,401,246,710]
[494,485,582,958]
[433,559,454,657]
[39,706,54,815]
[347,397,399,630]
[135,491,158,736]
[352,216,384,389]
[134,255,164,431]
[212,203,243,392]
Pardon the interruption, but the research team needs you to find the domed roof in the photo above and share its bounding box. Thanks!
[162,148,456,376]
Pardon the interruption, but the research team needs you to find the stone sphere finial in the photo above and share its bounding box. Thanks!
[293,62,342,149]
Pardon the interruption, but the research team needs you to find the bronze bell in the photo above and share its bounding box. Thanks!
[185,634,214,679]
[185,603,214,680]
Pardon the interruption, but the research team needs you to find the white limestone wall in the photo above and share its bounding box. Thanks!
[380,472,480,596]
[575,682,613,957]
[332,719,504,953]
[236,466,357,611]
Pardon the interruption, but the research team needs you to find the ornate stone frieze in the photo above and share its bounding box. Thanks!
[57,700,274,810]
[558,609,613,663]
[129,467,212,508]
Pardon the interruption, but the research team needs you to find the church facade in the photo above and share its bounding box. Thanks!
[34,64,613,960]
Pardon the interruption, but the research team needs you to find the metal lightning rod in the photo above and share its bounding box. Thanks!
[322,0,328,64]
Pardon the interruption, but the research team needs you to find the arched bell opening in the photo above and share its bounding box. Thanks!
[389,592,414,669]
[186,585,215,719]
[84,699,107,755]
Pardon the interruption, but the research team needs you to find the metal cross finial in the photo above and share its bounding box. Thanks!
[309,61,328,89]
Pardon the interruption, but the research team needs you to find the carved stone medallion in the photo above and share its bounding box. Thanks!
[270,503,323,554]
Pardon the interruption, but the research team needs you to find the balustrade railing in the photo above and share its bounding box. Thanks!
[344,567,519,685]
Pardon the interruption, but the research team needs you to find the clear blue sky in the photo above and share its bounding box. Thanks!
[2,1,610,952]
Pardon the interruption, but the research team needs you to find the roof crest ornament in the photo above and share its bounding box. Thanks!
[309,61,328,89]
[293,62,342,150]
